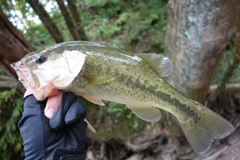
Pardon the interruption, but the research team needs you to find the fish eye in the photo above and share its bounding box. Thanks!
[36,55,46,63]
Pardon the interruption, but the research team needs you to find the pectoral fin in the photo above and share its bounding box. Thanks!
[85,76,115,86]
[83,95,105,106]
[127,105,161,122]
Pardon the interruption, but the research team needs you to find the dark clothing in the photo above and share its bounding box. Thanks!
[18,92,91,160]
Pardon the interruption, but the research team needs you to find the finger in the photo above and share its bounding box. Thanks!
[44,91,63,119]
[47,88,59,97]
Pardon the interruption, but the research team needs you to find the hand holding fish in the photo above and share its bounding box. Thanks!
[43,89,62,119]
[22,78,62,119]
[18,88,91,159]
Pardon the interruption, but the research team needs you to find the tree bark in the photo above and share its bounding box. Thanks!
[0,11,34,77]
[56,0,80,40]
[26,0,64,43]
[165,0,240,102]
[208,4,240,101]
[66,0,88,40]
[209,83,240,94]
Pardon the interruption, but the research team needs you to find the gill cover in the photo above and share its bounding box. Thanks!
[52,50,86,88]
[27,50,86,101]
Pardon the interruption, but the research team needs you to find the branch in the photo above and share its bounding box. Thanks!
[208,55,240,102]
[66,0,88,40]
[0,75,25,94]
[0,11,32,95]
[0,75,17,88]
[0,11,34,78]
[209,83,240,94]
[7,1,45,47]
[26,0,64,43]
[56,0,86,41]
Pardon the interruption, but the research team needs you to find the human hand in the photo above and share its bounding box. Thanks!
[44,88,63,119]
[19,92,91,159]
[24,86,62,119]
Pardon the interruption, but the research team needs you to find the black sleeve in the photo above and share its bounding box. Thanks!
[18,93,91,160]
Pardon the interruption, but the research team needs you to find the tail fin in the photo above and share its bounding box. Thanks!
[179,106,234,155]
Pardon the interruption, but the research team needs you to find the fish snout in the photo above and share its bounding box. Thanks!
[10,61,25,70]
[10,62,17,70]
[10,61,28,82]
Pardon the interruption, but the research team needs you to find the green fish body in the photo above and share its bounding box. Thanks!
[11,41,234,155]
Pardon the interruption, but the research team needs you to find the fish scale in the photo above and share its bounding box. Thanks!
[73,47,195,120]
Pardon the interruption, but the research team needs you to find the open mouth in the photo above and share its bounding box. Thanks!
[11,62,26,81]
[11,61,33,89]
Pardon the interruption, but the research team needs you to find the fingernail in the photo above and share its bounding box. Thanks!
[45,108,55,119]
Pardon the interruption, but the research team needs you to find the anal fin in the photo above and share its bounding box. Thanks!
[127,105,161,122]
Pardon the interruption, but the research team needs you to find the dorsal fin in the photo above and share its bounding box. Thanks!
[137,53,172,78]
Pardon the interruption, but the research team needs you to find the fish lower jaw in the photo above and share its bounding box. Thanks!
[33,86,54,101]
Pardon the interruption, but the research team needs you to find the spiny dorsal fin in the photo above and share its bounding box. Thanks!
[137,53,172,78]
[127,105,161,122]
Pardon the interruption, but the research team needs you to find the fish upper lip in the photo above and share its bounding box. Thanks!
[14,62,27,81]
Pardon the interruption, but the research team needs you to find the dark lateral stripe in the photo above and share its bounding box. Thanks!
[126,77,201,123]
[156,89,200,123]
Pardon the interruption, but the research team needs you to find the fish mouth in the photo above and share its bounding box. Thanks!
[11,60,53,101]
[11,62,26,81]
[10,61,39,89]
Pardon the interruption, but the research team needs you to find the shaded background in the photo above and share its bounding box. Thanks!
[0,0,240,159]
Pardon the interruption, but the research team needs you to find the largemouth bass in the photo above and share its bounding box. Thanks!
[11,41,234,155]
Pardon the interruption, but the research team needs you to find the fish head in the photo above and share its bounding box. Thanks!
[11,48,86,100]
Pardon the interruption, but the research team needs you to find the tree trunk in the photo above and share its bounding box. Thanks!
[56,0,81,40]
[66,0,88,40]
[0,11,34,77]
[0,11,31,160]
[165,0,240,102]
[209,4,240,101]
[26,0,64,43]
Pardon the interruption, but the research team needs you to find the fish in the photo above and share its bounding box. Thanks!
[11,41,234,155]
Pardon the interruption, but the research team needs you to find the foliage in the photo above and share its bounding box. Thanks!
[81,0,168,52]
[212,48,234,85]
[0,88,23,159]
[106,102,140,130]
[212,31,240,85]
[1,0,168,52]
[82,98,145,141]
[0,1,169,159]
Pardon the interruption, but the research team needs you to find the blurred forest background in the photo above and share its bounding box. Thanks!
[1,0,240,159]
